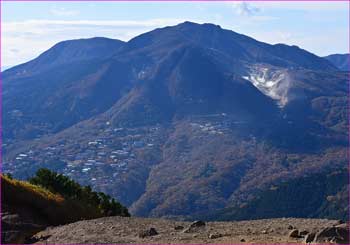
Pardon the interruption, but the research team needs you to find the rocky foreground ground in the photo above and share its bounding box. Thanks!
[32,217,349,244]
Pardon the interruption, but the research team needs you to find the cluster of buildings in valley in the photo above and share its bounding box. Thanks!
[3,125,164,189]
[189,113,248,135]
[3,114,252,194]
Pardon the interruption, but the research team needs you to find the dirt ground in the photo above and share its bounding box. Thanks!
[32,216,342,244]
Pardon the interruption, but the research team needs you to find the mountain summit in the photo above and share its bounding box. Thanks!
[5,37,125,78]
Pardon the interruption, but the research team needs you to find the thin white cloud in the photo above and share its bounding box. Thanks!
[230,2,260,16]
[246,1,348,12]
[225,2,278,24]
[4,19,194,31]
[10,48,19,53]
[50,7,80,17]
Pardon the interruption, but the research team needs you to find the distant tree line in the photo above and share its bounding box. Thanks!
[29,168,130,217]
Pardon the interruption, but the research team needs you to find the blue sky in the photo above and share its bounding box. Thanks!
[2,1,349,68]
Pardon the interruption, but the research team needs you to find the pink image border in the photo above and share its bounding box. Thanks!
[0,0,349,244]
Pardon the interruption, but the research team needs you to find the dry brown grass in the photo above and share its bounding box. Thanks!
[1,175,101,225]
[2,175,64,203]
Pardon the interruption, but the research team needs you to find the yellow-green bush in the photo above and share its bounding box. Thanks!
[1,173,122,225]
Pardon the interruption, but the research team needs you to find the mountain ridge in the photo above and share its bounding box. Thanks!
[324,53,350,71]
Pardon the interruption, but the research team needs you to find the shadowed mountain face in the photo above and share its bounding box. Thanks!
[3,38,127,139]
[3,22,348,220]
[324,53,350,71]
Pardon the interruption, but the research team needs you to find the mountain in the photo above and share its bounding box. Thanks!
[324,53,350,71]
[3,22,339,141]
[3,22,348,221]
[4,37,125,77]
[3,37,127,140]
